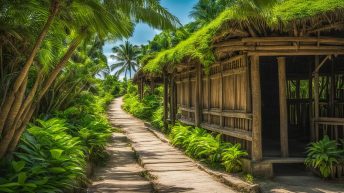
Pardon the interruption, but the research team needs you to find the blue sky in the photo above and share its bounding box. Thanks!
[103,0,197,78]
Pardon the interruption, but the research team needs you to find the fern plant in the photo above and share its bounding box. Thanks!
[222,144,248,173]
[170,124,247,171]
[305,136,343,178]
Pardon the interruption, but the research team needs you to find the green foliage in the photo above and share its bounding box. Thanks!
[144,0,344,74]
[0,119,85,193]
[222,144,248,173]
[122,84,163,126]
[0,91,113,192]
[54,91,112,164]
[170,124,247,171]
[151,106,164,130]
[243,173,254,184]
[305,136,344,178]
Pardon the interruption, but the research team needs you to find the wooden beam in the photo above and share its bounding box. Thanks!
[250,56,262,161]
[242,37,344,44]
[248,50,344,56]
[163,71,169,130]
[314,56,320,141]
[170,75,175,125]
[200,123,253,141]
[278,57,289,157]
[219,62,223,128]
[313,55,331,74]
[208,73,211,124]
[195,64,201,126]
[216,45,344,54]
[309,62,314,140]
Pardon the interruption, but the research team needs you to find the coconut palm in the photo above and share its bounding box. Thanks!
[190,0,234,28]
[0,0,180,158]
[110,41,140,79]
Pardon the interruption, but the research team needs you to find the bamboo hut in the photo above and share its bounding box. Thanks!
[141,0,344,177]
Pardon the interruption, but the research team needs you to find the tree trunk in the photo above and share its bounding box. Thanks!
[8,106,35,154]
[12,0,59,93]
[3,78,28,134]
[0,93,15,134]
[0,35,82,158]
[0,0,59,135]
[0,79,27,158]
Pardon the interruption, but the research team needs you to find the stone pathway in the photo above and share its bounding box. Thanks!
[87,132,152,193]
[106,97,236,193]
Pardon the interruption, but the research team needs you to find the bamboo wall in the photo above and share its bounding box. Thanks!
[175,55,253,156]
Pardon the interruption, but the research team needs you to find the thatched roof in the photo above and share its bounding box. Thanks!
[143,0,344,73]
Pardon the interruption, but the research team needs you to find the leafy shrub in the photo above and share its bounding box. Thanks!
[222,144,248,173]
[151,106,164,130]
[0,119,86,193]
[122,85,162,122]
[55,92,112,164]
[170,124,247,171]
[305,136,344,178]
[170,124,192,147]
[0,90,114,192]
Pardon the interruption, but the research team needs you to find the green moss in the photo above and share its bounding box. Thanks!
[143,9,235,73]
[272,0,344,22]
[144,0,344,73]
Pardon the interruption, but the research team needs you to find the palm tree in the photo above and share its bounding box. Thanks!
[0,0,180,158]
[189,0,233,28]
[110,41,140,79]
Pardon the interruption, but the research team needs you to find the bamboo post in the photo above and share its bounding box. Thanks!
[309,62,314,140]
[188,68,192,121]
[208,72,211,124]
[245,56,252,113]
[163,71,169,130]
[314,56,320,140]
[278,57,289,157]
[170,75,175,124]
[195,64,201,126]
[330,61,335,117]
[219,63,224,128]
[251,56,263,161]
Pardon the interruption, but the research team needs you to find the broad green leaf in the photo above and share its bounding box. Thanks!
[48,167,66,173]
[50,149,64,159]
[18,172,27,184]
[11,161,25,172]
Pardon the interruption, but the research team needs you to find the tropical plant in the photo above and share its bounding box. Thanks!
[305,136,343,178]
[0,0,180,159]
[189,0,234,28]
[110,41,141,79]
[0,119,86,193]
[169,124,247,170]
[222,144,248,173]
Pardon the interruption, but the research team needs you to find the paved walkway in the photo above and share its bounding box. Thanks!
[88,132,152,193]
[106,97,236,193]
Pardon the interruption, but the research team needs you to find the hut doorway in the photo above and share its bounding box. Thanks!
[260,56,313,158]
[260,57,281,157]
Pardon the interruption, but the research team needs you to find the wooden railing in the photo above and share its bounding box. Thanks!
[314,117,344,141]
[176,55,253,156]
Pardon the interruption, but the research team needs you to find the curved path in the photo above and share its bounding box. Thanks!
[102,97,236,193]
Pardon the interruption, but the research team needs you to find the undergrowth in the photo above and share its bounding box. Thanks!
[170,124,248,173]
[0,91,113,193]
[122,82,164,131]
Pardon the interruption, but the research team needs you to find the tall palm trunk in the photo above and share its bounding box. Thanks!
[0,78,27,158]
[0,0,59,134]
[3,36,83,157]
[0,35,83,159]
[12,0,59,93]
